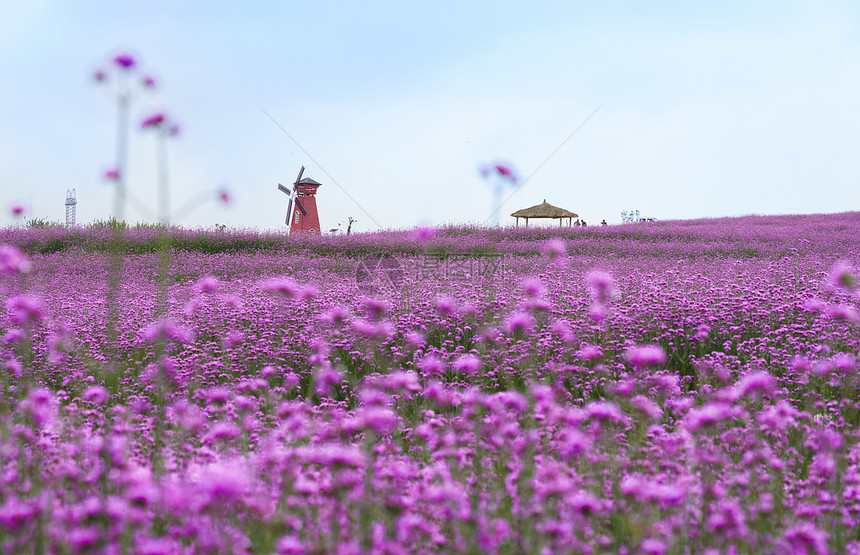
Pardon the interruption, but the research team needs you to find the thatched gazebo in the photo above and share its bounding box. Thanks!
[510,199,578,227]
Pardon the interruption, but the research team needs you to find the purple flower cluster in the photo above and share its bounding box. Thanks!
[0,212,858,552]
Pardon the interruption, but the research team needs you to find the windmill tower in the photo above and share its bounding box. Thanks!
[65,189,77,226]
[277,166,322,234]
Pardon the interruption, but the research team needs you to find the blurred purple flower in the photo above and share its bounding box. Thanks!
[435,296,457,317]
[411,226,436,241]
[624,344,667,369]
[734,371,775,399]
[140,317,195,343]
[578,344,603,362]
[104,168,120,180]
[585,401,626,424]
[521,276,546,298]
[140,112,166,128]
[783,521,829,555]
[586,270,616,303]
[218,190,231,205]
[141,75,156,88]
[453,353,482,375]
[26,388,54,427]
[112,53,136,69]
[494,164,516,181]
[205,422,241,444]
[10,205,25,216]
[276,535,304,555]
[5,294,46,325]
[262,277,300,298]
[541,238,567,259]
[93,69,106,82]
[320,305,350,325]
[630,395,663,420]
[195,275,220,294]
[362,297,389,319]
[68,526,100,548]
[0,245,32,274]
[405,330,426,346]
[640,538,669,555]
[83,385,109,405]
[419,353,445,377]
[502,310,535,335]
[684,402,733,432]
[480,162,517,181]
[361,405,398,435]
[826,260,856,293]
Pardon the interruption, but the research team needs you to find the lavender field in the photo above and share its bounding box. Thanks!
[1,212,860,554]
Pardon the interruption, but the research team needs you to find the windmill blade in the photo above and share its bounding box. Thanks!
[295,198,308,216]
[286,198,293,224]
[278,183,291,196]
[294,166,305,186]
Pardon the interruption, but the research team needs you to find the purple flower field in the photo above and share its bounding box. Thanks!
[1,212,859,554]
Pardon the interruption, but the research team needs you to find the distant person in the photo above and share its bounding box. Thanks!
[574,220,581,227]
[581,220,587,228]
[600,219,607,226]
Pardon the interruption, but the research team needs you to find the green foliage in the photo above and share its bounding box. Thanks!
[26,217,62,228]
[92,217,129,230]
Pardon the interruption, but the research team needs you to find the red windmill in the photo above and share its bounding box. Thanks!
[278,166,322,234]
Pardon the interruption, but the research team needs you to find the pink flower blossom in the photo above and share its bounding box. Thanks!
[826,260,856,293]
[112,53,136,69]
[419,353,444,377]
[641,538,669,555]
[104,168,120,180]
[83,385,109,405]
[494,164,516,181]
[734,371,776,399]
[0,245,31,274]
[435,296,457,317]
[585,401,625,424]
[5,295,46,325]
[541,238,567,259]
[453,353,482,375]
[411,226,436,241]
[586,270,615,303]
[684,402,733,432]
[262,277,300,298]
[502,311,535,335]
[624,344,667,369]
[361,406,398,435]
[578,344,603,362]
[521,276,546,297]
[630,395,663,419]
[140,112,166,128]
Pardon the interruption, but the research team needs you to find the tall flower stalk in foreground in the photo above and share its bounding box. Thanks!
[93,52,156,221]
[481,162,518,225]
[140,112,181,319]
[141,112,180,224]
[93,52,156,374]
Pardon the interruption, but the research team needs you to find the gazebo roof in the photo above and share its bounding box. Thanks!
[511,199,578,219]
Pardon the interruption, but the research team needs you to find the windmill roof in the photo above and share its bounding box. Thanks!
[510,199,577,219]
[297,177,322,186]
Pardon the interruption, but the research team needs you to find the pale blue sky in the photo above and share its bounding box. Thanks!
[1,1,858,231]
